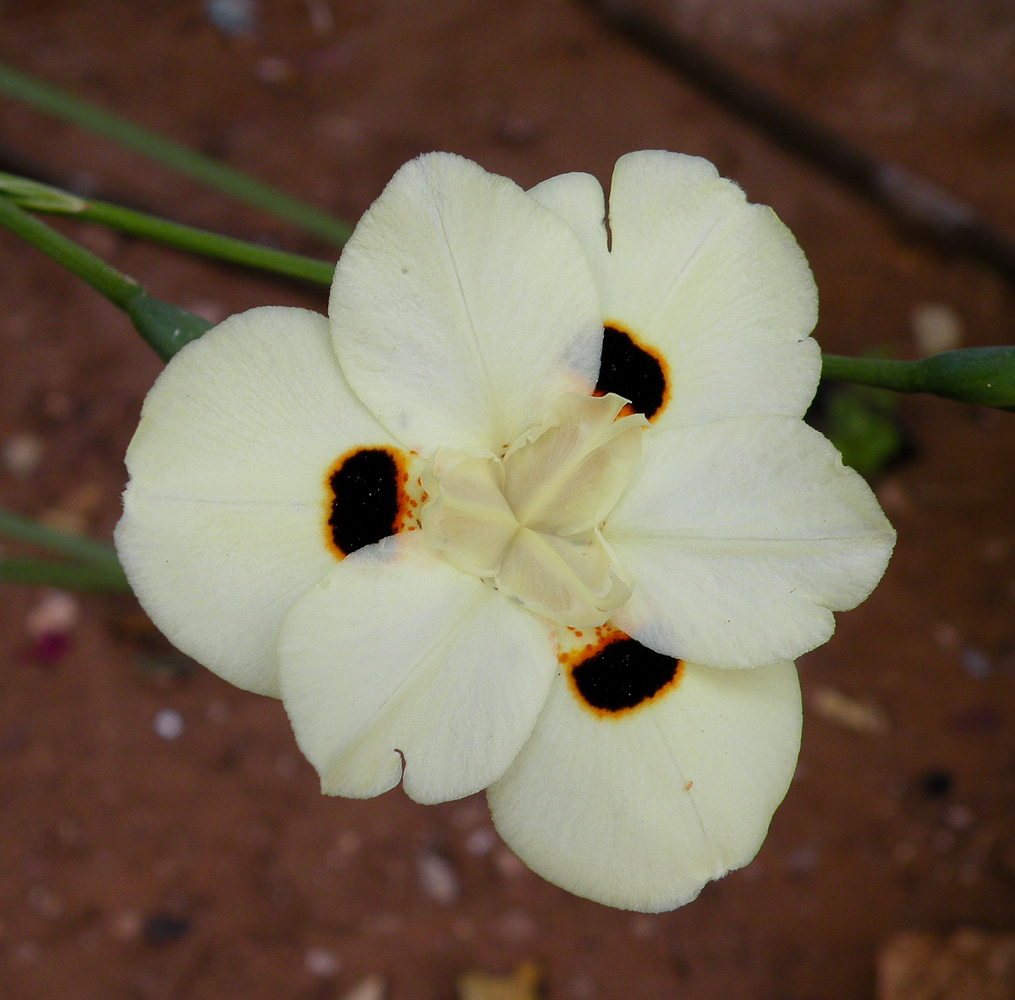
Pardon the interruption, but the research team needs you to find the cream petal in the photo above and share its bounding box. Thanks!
[501,393,645,535]
[278,534,558,805]
[495,528,630,629]
[488,656,802,912]
[529,151,821,427]
[330,152,604,456]
[604,415,896,669]
[115,307,398,697]
[419,452,517,577]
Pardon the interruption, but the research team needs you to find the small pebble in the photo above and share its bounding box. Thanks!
[255,55,293,84]
[566,973,596,999]
[785,844,820,875]
[304,0,335,35]
[335,830,362,856]
[957,860,982,886]
[27,886,63,919]
[326,830,362,870]
[304,947,340,977]
[13,941,41,964]
[959,645,991,679]
[42,390,73,421]
[932,622,961,650]
[453,917,476,941]
[460,963,541,1000]
[629,914,658,939]
[950,704,1000,733]
[496,907,536,942]
[40,507,87,536]
[980,537,1009,563]
[188,300,229,325]
[494,847,527,879]
[453,800,488,830]
[464,826,497,857]
[416,851,460,905]
[877,929,1015,1000]
[54,817,87,848]
[317,114,366,148]
[910,302,962,356]
[141,912,191,945]
[108,909,142,943]
[274,751,298,777]
[875,479,911,515]
[2,433,43,476]
[497,114,542,147]
[340,974,386,1000]
[153,709,184,741]
[205,700,231,725]
[61,482,104,515]
[810,686,890,736]
[26,591,79,639]
[367,912,402,936]
[945,804,974,830]
[919,768,953,799]
[78,224,118,257]
[203,0,257,36]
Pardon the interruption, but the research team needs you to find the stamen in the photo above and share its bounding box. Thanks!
[421,394,641,627]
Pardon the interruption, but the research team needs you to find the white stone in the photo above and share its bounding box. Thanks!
[153,709,185,741]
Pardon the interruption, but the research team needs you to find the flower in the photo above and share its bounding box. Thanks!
[115,151,895,911]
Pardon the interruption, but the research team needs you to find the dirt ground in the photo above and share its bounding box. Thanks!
[1,2,1014,998]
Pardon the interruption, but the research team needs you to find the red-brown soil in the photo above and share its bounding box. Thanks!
[1,2,1013,998]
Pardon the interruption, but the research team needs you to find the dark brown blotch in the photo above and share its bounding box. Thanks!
[595,324,668,420]
[326,448,405,556]
[571,635,682,715]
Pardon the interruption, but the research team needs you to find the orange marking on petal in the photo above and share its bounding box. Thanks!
[594,322,670,422]
[564,627,683,719]
[322,446,411,559]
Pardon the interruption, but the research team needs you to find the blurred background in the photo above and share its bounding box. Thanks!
[1,1,1013,998]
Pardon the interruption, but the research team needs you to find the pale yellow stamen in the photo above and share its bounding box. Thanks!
[420,393,645,626]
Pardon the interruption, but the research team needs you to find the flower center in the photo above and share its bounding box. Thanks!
[420,393,645,627]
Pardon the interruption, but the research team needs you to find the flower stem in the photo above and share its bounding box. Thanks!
[0,193,211,360]
[0,556,130,591]
[0,172,335,286]
[822,349,1015,410]
[0,508,122,568]
[0,508,129,592]
[0,59,353,247]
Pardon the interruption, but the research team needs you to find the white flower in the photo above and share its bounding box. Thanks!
[115,151,895,911]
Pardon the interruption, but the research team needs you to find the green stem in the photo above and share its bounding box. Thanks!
[0,189,138,307]
[822,349,1015,410]
[0,193,210,360]
[0,556,130,591]
[86,198,336,285]
[0,172,335,286]
[0,508,121,567]
[0,60,353,247]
